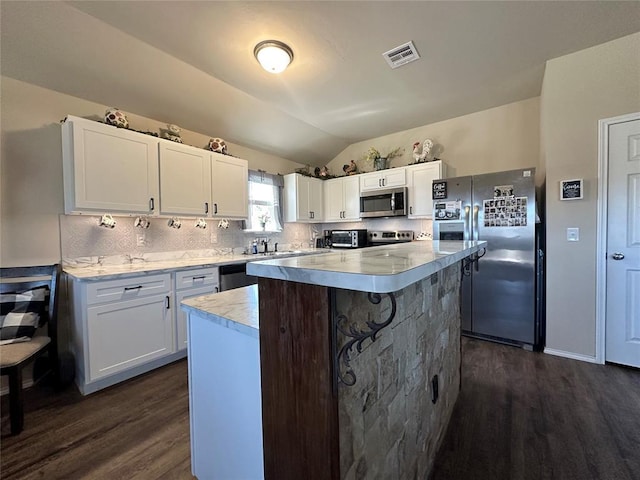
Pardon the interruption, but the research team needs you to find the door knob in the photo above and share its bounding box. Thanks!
[612,253,625,260]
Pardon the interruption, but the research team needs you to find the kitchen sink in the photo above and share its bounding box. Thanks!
[263,250,303,256]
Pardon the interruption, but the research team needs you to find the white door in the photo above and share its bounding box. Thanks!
[382,168,406,188]
[211,153,248,219]
[87,293,173,381]
[408,163,441,218]
[65,117,159,214]
[159,142,211,216]
[342,175,361,221]
[606,118,640,368]
[297,175,311,221]
[308,177,324,221]
[324,179,345,221]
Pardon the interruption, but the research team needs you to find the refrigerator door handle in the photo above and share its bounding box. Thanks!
[464,205,471,240]
[472,205,479,241]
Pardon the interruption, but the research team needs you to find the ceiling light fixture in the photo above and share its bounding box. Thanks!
[254,40,293,74]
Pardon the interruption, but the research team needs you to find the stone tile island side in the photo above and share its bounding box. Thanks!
[247,240,485,480]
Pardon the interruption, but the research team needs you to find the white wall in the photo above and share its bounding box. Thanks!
[541,32,640,359]
[327,97,542,185]
[0,77,304,267]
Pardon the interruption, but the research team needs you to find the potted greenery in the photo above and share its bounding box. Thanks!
[364,146,405,171]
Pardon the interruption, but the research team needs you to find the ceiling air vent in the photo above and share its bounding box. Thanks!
[382,41,420,69]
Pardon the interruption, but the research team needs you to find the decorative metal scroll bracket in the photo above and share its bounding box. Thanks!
[333,292,397,387]
[462,247,486,276]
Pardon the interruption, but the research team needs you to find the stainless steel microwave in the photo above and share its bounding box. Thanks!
[359,187,407,218]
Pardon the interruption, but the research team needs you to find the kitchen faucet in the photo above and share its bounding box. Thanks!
[262,238,270,253]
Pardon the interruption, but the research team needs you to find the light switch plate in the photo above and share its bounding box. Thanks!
[567,227,579,242]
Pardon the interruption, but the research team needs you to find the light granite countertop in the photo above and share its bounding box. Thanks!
[247,240,486,293]
[181,285,259,339]
[63,249,324,281]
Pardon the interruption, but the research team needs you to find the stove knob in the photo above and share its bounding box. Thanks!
[373,233,378,237]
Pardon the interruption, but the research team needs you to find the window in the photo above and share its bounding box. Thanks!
[245,170,284,232]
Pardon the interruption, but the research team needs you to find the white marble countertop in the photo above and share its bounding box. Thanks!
[63,249,323,281]
[181,285,259,338]
[246,240,486,293]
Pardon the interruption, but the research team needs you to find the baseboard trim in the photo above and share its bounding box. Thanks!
[544,348,599,364]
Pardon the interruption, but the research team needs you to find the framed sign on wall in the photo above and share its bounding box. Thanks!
[560,179,584,200]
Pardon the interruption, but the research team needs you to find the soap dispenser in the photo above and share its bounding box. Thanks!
[252,240,258,254]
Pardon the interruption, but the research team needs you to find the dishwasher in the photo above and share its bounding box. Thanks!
[219,263,258,291]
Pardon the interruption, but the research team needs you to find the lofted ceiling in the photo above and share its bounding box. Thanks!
[2,1,639,166]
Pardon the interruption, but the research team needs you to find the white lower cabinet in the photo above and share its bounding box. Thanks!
[69,268,222,395]
[87,293,173,381]
[69,272,181,395]
[175,267,219,351]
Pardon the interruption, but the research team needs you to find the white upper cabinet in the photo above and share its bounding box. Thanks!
[159,144,247,218]
[359,167,407,191]
[406,161,447,218]
[284,174,324,222]
[211,153,248,219]
[62,115,159,215]
[324,176,360,222]
[159,141,211,216]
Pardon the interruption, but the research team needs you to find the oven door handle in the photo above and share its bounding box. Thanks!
[390,192,395,212]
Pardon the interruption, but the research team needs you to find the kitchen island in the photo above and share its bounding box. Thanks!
[181,241,484,479]
[245,239,485,480]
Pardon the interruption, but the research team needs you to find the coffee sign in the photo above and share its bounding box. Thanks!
[432,180,447,200]
[560,179,583,201]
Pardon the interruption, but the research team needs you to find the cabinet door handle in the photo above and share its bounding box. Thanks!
[214,203,218,214]
[192,275,206,280]
[410,206,413,215]
[204,202,209,214]
[149,197,155,211]
[215,286,219,293]
[124,285,142,292]
[165,295,170,309]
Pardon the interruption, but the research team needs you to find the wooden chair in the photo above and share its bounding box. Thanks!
[0,264,60,435]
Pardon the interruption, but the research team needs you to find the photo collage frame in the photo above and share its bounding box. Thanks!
[483,185,527,227]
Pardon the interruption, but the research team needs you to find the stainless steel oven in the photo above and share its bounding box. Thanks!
[359,187,407,218]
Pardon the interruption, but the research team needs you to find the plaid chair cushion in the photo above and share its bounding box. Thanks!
[0,286,50,345]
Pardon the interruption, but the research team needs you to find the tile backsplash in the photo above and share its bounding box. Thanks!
[60,214,316,264]
[60,214,433,265]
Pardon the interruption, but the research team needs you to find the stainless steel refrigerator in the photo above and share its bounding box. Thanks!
[432,168,543,349]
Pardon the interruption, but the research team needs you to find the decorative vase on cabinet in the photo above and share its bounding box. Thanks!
[374,157,388,171]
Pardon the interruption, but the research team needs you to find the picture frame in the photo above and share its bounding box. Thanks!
[560,179,583,201]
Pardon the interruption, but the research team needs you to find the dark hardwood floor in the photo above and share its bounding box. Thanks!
[431,338,640,480]
[0,360,193,479]
[1,339,639,480]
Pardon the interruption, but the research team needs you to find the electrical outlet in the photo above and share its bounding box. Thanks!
[210,232,218,244]
[431,374,439,404]
[567,227,579,242]
[136,234,145,247]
